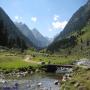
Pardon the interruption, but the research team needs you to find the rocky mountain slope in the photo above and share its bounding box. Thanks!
[32,28,50,48]
[0,7,35,49]
[55,0,90,41]
[15,23,51,48]
[47,0,90,57]
[15,22,39,48]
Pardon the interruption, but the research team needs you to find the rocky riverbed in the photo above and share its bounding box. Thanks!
[0,73,61,90]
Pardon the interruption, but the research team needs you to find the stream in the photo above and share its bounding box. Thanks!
[0,73,61,90]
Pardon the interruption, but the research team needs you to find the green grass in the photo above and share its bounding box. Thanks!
[0,49,81,70]
[61,68,90,90]
[80,24,90,41]
[32,53,81,65]
[0,51,39,70]
[0,46,88,71]
[0,45,89,74]
[0,56,29,69]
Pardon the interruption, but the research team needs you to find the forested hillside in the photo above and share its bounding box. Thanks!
[47,0,90,58]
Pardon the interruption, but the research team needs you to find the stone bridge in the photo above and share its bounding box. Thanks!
[42,64,74,73]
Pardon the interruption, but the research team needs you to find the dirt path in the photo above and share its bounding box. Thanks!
[24,55,40,64]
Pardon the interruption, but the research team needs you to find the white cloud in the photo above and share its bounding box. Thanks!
[53,15,60,21]
[52,21,67,30]
[48,15,67,32]
[15,16,19,20]
[14,16,22,22]
[51,15,67,30]
[31,16,37,23]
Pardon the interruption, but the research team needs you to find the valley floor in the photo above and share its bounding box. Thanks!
[0,49,90,90]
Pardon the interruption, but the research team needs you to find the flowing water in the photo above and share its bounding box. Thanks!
[0,73,61,90]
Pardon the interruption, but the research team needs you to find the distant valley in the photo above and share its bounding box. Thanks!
[0,7,51,50]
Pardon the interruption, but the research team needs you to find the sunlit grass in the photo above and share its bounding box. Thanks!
[0,54,38,69]
[61,68,90,90]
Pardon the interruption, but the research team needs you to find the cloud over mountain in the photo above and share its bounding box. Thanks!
[31,16,37,23]
[52,20,67,30]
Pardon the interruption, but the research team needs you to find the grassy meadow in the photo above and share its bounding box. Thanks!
[0,48,88,70]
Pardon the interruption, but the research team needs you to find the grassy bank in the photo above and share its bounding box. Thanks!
[61,67,90,90]
[0,50,41,73]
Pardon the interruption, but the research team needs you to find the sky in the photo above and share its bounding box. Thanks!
[0,0,87,38]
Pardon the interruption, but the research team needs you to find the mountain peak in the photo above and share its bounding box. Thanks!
[32,28,39,32]
[32,28,43,38]
[88,0,90,2]
[0,7,3,10]
[32,28,51,47]
[54,0,90,40]
[87,0,90,4]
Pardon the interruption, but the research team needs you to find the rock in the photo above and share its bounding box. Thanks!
[17,74,21,78]
[54,80,59,85]
[15,82,19,87]
[62,76,67,82]
[78,86,89,90]
[37,82,42,87]
[35,69,39,73]
[30,71,33,74]
[74,82,80,87]
[26,84,31,88]
[41,61,45,65]
[3,87,11,90]
[0,79,7,84]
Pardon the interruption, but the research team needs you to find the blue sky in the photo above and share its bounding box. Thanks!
[0,0,87,38]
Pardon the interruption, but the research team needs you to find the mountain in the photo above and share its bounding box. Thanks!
[47,0,90,56]
[15,23,51,49]
[32,28,50,48]
[15,22,39,48]
[0,7,35,50]
[55,0,90,41]
[45,37,53,44]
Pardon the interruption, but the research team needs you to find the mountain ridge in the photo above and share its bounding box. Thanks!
[32,28,50,48]
[15,22,39,48]
[47,0,90,56]
[15,22,51,49]
[54,0,90,41]
[0,7,36,49]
